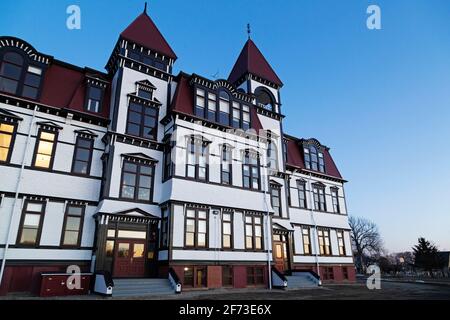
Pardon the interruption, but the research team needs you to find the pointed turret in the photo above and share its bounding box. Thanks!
[120,11,177,60]
[228,39,282,87]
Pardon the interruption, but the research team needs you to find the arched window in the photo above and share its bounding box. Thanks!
[255,87,276,112]
[0,50,43,99]
[218,90,230,125]
[304,145,325,173]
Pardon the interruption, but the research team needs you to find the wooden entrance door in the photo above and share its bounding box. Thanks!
[113,240,146,278]
[273,234,289,272]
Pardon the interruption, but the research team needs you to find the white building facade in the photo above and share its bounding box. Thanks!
[0,10,355,295]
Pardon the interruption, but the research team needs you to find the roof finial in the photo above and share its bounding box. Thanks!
[247,23,251,39]
[144,2,148,14]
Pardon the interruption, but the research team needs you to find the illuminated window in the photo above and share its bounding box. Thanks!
[33,130,56,169]
[222,212,232,249]
[185,208,208,248]
[337,230,346,256]
[245,215,263,250]
[318,228,332,256]
[302,227,311,255]
[0,122,16,162]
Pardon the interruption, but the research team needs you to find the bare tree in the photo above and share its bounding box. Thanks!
[348,216,383,273]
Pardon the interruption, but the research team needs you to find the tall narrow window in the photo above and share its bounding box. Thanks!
[313,184,326,211]
[61,204,85,246]
[207,92,216,122]
[232,102,240,128]
[242,151,260,190]
[218,90,230,125]
[242,105,250,130]
[0,52,23,95]
[318,151,325,172]
[185,208,208,248]
[297,180,307,209]
[33,130,57,169]
[72,136,94,175]
[318,228,331,255]
[126,102,158,140]
[0,121,16,162]
[186,137,208,181]
[337,230,346,256]
[17,201,45,246]
[86,86,102,113]
[160,208,169,248]
[270,184,282,217]
[331,188,340,213]
[221,145,232,185]
[195,88,205,117]
[163,144,173,181]
[120,160,154,201]
[267,139,278,171]
[302,227,311,255]
[245,215,263,250]
[222,212,232,249]
[283,140,288,163]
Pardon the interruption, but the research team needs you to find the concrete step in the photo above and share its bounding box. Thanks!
[112,278,175,297]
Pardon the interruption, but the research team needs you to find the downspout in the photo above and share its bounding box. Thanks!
[261,153,272,290]
[0,105,38,287]
[307,172,321,283]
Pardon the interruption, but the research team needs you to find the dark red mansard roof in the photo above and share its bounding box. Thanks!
[285,135,343,180]
[228,39,282,87]
[39,61,111,119]
[120,12,177,60]
[170,73,263,132]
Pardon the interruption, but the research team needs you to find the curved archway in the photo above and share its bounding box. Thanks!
[255,87,277,112]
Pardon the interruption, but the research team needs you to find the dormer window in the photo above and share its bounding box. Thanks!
[304,145,325,173]
[85,85,103,113]
[194,86,251,130]
[0,51,43,100]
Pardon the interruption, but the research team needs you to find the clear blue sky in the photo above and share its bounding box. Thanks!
[1,0,449,252]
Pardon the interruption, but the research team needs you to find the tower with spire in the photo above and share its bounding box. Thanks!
[0,6,354,296]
